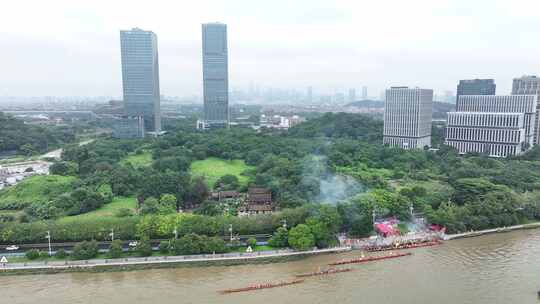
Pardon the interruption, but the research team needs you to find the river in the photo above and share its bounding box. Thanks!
[2,229,539,304]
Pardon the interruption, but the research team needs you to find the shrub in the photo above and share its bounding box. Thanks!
[54,248,68,259]
[108,240,123,258]
[246,237,257,248]
[136,237,153,257]
[268,227,288,248]
[72,240,99,260]
[115,208,134,218]
[202,237,227,254]
[159,241,170,254]
[25,249,41,260]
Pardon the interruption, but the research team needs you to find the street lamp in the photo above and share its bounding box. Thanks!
[45,231,52,256]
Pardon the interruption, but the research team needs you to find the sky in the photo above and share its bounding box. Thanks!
[0,0,539,98]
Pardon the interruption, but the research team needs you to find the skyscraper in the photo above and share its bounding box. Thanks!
[348,88,356,102]
[456,79,496,103]
[120,28,161,132]
[512,75,540,145]
[445,95,536,157]
[362,86,368,100]
[202,22,229,129]
[383,87,433,149]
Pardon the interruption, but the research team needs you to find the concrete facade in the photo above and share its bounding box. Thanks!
[383,87,433,149]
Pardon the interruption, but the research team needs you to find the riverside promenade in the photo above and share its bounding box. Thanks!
[0,247,351,273]
[444,222,540,240]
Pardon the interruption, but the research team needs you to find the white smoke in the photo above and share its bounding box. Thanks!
[301,155,365,205]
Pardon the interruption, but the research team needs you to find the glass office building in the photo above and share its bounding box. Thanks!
[202,23,229,129]
[120,28,161,132]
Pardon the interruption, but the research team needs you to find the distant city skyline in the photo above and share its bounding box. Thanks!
[0,0,539,97]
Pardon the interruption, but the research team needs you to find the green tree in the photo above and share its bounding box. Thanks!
[172,233,203,255]
[136,237,153,257]
[108,239,123,258]
[54,248,68,259]
[214,174,240,190]
[159,194,177,214]
[50,161,78,176]
[287,224,315,251]
[246,237,257,248]
[159,241,170,254]
[268,227,288,248]
[72,240,99,260]
[140,197,160,215]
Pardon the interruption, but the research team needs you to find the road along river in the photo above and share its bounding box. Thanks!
[1,229,539,304]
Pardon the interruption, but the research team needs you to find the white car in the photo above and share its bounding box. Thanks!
[5,245,19,251]
[128,241,138,248]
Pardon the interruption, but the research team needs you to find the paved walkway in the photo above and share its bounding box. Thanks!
[444,222,540,240]
[0,247,351,271]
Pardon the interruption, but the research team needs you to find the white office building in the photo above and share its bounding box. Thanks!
[383,87,433,149]
[445,95,537,157]
[512,75,540,144]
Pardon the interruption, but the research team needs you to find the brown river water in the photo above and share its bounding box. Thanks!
[2,229,539,304]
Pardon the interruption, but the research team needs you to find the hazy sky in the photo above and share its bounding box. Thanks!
[1,0,539,98]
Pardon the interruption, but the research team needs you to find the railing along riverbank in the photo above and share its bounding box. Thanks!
[0,247,351,274]
[444,222,540,240]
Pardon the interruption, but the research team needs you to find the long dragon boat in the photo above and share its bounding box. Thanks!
[219,279,305,294]
[365,240,442,252]
[328,252,412,266]
[295,267,353,278]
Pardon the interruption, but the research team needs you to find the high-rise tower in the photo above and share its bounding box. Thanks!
[202,23,229,129]
[120,28,161,132]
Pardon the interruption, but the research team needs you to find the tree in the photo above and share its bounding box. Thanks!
[287,224,315,251]
[140,197,160,215]
[246,237,257,248]
[268,227,288,248]
[194,201,221,216]
[50,161,78,176]
[202,236,227,254]
[214,174,240,191]
[136,237,153,257]
[108,240,123,258]
[72,240,99,260]
[172,233,203,255]
[306,218,336,248]
[55,248,68,259]
[159,241,170,254]
[25,249,41,260]
[159,194,178,214]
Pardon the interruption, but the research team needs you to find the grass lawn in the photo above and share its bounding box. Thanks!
[58,196,137,223]
[190,157,253,189]
[0,175,77,208]
[120,151,153,168]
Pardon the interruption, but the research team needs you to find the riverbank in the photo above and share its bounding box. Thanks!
[444,222,540,240]
[0,247,351,276]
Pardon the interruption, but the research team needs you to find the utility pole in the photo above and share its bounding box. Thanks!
[110,228,114,242]
[45,231,52,256]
